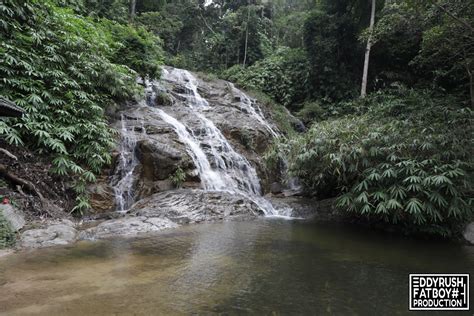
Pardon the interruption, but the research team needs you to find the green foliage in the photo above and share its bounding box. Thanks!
[296,101,325,125]
[0,210,15,249]
[412,1,473,99]
[0,0,162,212]
[223,47,310,109]
[170,167,186,188]
[239,130,254,150]
[102,20,163,79]
[283,87,473,236]
[136,11,183,54]
[303,9,361,101]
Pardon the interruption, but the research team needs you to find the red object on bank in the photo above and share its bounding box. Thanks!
[2,197,9,204]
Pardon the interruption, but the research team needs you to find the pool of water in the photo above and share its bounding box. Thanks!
[0,219,472,315]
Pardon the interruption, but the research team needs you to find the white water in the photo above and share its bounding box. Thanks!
[153,108,227,191]
[157,68,263,196]
[112,115,144,212]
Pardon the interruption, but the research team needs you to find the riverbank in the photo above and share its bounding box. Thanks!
[2,190,343,250]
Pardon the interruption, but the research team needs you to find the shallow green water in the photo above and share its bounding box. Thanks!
[0,219,472,315]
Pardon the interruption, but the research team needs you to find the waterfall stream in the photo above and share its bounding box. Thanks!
[113,67,292,217]
[111,115,144,212]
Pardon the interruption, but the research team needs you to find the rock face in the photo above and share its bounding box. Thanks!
[19,220,77,249]
[131,189,265,223]
[79,217,178,240]
[88,179,115,213]
[463,222,474,245]
[77,190,263,241]
[136,139,184,181]
[0,204,25,231]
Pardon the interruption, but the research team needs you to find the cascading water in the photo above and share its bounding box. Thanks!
[113,67,293,217]
[151,69,264,196]
[111,115,144,212]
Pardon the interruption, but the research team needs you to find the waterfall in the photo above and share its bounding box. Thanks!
[113,67,292,217]
[111,115,144,212]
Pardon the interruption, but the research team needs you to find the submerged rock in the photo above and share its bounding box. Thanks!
[19,219,77,249]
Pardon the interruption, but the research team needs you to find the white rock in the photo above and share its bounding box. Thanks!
[0,204,25,231]
[463,222,474,245]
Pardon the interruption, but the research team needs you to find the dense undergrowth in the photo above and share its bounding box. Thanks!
[266,88,473,236]
[0,0,162,212]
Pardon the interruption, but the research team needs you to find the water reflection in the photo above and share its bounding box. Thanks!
[0,219,472,315]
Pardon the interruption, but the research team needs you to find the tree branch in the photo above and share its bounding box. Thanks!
[0,148,17,160]
[433,2,474,33]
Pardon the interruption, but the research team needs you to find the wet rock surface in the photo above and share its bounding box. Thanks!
[131,189,265,223]
[105,67,289,211]
[18,189,267,248]
[87,178,115,213]
[268,196,340,220]
[19,219,77,249]
[78,216,178,240]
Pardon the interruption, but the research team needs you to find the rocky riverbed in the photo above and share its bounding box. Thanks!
[5,190,337,250]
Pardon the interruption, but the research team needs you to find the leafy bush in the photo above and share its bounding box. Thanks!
[296,101,325,125]
[223,47,311,110]
[170,167,186,188]
[0,0,162,212]
[101,19,163,79]
[280,88,473,236]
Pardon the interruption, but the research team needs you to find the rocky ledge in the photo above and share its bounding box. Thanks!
[16,189,265,249]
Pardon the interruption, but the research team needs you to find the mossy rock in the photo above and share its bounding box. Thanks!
[154,92,174,106]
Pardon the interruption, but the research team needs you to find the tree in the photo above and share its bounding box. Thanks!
[361,0,376,98]
[129,0,136,22]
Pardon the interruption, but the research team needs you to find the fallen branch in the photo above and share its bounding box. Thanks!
[0,164,44,200]
[0,148,18,160]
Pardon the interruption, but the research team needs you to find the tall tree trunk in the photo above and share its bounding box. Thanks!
[129,0,136,23]
[467,66,474,108]
[243,7,250,67]
[361,0,376,98]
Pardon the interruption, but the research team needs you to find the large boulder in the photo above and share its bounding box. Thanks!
[0,204,25,231]
[88,179,115,213]
[463,222,474,245]
[136,139,184,181]
[131,189,265,223]
[78,216,178,240]
[19,219,77,249]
